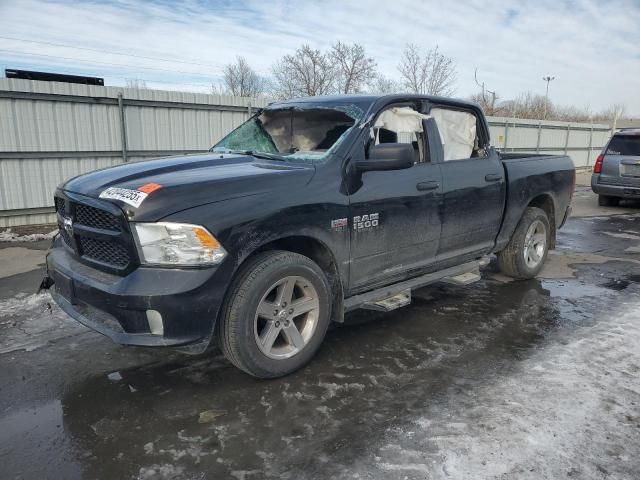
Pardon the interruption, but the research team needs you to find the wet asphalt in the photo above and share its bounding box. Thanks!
[1,188,639,480]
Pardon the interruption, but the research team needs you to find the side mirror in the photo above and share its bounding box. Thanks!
[356,143,415,172]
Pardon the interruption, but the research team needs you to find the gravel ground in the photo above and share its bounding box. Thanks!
[0,188,639,480]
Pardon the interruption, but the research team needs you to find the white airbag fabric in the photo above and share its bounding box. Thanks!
[430,108,477,160]
[374,107,430,134]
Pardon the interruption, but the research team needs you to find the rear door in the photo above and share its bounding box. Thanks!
[601,134,640,187]
[431,107,506,261]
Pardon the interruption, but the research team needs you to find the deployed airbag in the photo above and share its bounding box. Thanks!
[430,108,477,161]
[374,107,429,135]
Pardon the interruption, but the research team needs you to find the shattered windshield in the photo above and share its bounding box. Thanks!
[212,105,363,163]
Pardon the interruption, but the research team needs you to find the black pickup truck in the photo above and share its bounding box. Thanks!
[42,94,575,377]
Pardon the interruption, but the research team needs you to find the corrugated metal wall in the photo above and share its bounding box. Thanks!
[487,117,611,167]
[0,78,268,227]
[0,79,612,227]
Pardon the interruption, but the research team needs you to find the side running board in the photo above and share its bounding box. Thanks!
[345,258,488,313]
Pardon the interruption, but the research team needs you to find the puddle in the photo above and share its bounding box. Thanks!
[601,279,630,291]
[0,401,83,478]
[541,279,611,298]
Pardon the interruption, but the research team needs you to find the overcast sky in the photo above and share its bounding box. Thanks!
[0,0,638,115]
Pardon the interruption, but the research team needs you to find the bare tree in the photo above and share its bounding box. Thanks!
[478,89,628,123]
[125,78,147,89]
[470,92,500,116]
[553,105,592,122]
[268,63,298,99]
[368,73,403,94]
[398,44,456,96]
[500,92,552,119]
[270,45,335,99]
[210,83,227,95]
[546,103,628,123]
[595,104,626,124]
[397,44,422,94]
[329,42,377,94]
[222,56,265,97]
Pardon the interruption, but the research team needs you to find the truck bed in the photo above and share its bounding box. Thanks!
[494,152,575,252]
[499,152,560,161]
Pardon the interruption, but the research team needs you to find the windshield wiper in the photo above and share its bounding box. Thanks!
[229,150,284,161]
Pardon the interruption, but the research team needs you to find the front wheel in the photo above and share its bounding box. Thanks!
[497,207,551,279]
[218,251,331,378]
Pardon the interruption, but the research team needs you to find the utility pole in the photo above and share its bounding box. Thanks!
[474,68,497,115]
[542,76,555,120]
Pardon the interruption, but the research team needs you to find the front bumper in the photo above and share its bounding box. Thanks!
[591,175,640,198]
[45,237,231,350]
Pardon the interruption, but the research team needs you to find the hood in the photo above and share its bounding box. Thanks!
[63,153,315,221]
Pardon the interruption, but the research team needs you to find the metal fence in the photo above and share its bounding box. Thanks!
[0,79,612,227]
[487,116,611,168]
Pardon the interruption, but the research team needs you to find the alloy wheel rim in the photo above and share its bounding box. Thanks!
[254,275,319,359]
[523,220,547,269]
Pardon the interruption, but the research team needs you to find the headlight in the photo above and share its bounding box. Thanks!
[133,222,227,266]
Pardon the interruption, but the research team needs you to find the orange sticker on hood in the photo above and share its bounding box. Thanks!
[138,183,162,194]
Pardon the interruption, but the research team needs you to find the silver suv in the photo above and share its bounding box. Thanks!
[592,129,640,206]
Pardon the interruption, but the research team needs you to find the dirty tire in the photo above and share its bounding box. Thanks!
[218,250,331,378]
[497,207,551,279]
[598,195,619,207]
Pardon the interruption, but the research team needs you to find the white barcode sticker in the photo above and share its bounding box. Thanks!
[99,187,148,208]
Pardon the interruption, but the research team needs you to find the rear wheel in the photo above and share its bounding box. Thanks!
[218,251,331,378]
[598,195,620,207]
[497,207,551,279]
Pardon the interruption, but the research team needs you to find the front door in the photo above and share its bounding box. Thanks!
[348,157,443,292]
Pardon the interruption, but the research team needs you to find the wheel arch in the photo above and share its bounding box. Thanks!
[254,236,345,323]
[224,234,345,327]
[527,194,556,249]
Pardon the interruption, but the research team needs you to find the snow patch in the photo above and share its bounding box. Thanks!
[0,292,87,354]
[230,470,262,480]
[371,302,640,479]
[0,228,57,243]
[317,382,365,401]
[137,464,185,479]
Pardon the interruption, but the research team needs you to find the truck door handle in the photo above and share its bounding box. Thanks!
[417,181,440,191]
[485,173,503,182]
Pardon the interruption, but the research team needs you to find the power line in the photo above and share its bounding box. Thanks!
[0,35,225,70]
[0,49,223,78]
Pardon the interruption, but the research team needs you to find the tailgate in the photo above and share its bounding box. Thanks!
[619,156,640,181]
[600,155,640,186]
